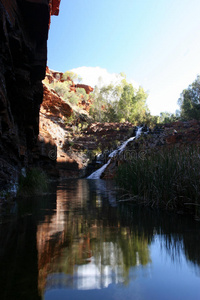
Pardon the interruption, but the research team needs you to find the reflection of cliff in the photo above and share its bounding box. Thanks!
[0,216,40,300]
[37,180,151,294]
[37,180,91,293]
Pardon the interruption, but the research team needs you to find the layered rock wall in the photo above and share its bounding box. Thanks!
[0,0,60,188]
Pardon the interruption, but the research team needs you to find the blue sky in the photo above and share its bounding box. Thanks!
[48,0,200,115]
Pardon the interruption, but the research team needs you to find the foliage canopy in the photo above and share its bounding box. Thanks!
[47,69,200,125]
[89,76,150,124]
[178,75,200,120]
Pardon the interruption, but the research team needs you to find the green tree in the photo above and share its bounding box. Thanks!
[76,88,89,102]
[178,75,200,120]
[118,83,149,123]
[89,86,104,121]
[118,83,135,121]
[62,71,78,82]
[159,111,177,124]
[62,71,82,83]
[131,86,149,123]
[90,74,149,124]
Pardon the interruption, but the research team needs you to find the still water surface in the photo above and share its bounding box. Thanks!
[0,179,200,300]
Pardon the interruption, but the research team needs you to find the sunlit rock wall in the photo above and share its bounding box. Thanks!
[0,0,60,188]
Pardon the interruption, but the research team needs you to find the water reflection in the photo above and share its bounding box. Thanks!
[0,216,40,300]
[37,180,151,294]
[0,179,200,300]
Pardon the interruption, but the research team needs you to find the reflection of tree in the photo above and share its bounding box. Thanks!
[89,228,151,286]
[36,180,200,295]
[37,180,151,292]
[32,179,200,294]
[119,231,150,270]
[42,224,151,289]
[1,179,199,299]
[118,203,200,274]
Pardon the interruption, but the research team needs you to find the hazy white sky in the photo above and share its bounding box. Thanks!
[48,0,200,115]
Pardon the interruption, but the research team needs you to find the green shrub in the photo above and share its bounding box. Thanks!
[17,168,48,196]
[53,81,71,98]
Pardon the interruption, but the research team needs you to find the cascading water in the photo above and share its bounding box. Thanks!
[87,126,143,179]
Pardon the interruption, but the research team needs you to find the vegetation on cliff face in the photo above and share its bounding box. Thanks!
[44,73,90,107]
[49,70,150,125]
[44,69,200,127]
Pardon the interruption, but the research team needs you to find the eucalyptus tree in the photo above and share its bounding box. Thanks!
[178,75,200,120]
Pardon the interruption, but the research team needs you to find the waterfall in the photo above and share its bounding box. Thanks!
[87,126,143,179]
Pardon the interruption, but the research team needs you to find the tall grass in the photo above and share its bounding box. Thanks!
[116,145,200,212]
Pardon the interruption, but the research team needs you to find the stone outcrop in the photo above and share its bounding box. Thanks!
[45,67,94,95]
[41,84,73,119]
[45,66,64,84]
[0,0,60,188]
[49,0,61,16]
[76,84,94,95]
[76,122,135,151]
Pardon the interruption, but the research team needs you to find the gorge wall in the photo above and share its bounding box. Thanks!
[0,0,60,188]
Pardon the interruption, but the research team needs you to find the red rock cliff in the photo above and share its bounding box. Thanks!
[50,0,61,16]
[0,0,60,188]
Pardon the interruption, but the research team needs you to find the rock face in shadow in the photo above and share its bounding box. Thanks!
[0,0,60,188]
